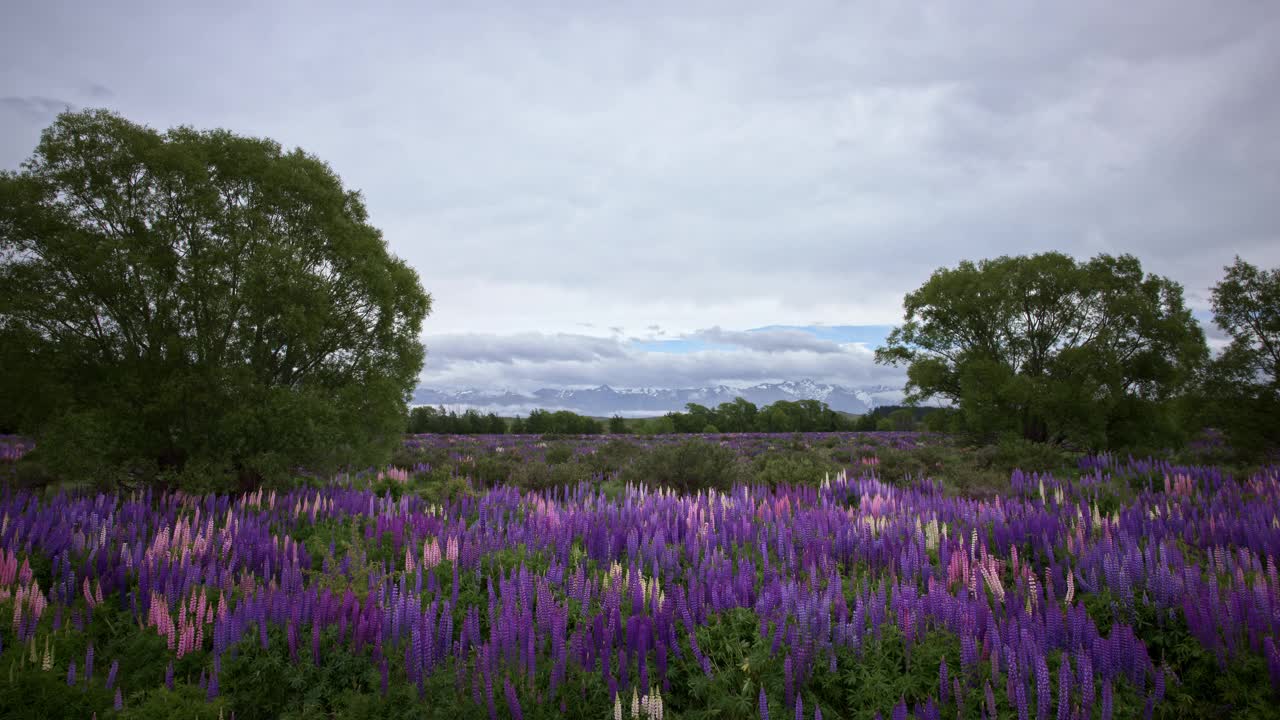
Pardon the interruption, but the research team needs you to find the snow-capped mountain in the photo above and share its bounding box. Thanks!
[412,381,901,417]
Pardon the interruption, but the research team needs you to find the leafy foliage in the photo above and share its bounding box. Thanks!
[1200,257,1280,453]
[0,109,431,488]
[875,252,1207,449]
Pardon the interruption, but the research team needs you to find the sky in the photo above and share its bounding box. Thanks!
[3,1,1279,391]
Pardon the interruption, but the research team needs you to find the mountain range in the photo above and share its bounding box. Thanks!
[411,380,902,417]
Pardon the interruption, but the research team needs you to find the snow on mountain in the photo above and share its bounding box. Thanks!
[412,381,901,417]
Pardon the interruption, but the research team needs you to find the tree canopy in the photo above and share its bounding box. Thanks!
[1202,257,1280,450]
[0,109,431,486]
[875,252,1206,448]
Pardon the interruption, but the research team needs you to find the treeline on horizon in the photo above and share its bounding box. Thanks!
[407,400,938,436]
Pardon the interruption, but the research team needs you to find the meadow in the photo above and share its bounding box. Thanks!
[1,432,1277,718]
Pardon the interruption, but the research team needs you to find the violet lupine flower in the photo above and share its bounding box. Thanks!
[113,688,122,711]
[795,695,803,720]
[105,660,118,690]
[1015,678,1029,720]
[312,623,321,665]
[1056,656,1071,720]
[164,661,174,690]
[1101,682,1113,720]
[759,687,770,720]
[503,677,523,720]
[1035,654,1051,720]
[84,643,93,683]
[939,657,949,704]
[67,660,76,686]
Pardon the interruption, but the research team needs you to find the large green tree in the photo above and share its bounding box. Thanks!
[875,252,1206,448]
[0,109,431,485]
[1202,257,1280,451]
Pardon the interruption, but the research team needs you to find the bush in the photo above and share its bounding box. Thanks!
[752,449,837,488]
[544,443,574,465]
[511,461,592,492]
[469,454,519,486]
[156,457,240,495]
[973,436,1074,474]
[621,440,745,494]
[414,470,477,506]
[583,439,645,475]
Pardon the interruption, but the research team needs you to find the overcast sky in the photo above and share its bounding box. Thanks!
[4,1,1278,390]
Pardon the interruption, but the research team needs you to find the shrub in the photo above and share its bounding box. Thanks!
[973,436,1074,474]
[511,461,591,492]
[544,443,574,465]
[583,439,645,475]
[752,449,837,488]
[621,440,745,494]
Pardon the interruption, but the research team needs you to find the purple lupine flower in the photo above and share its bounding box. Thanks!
[939,657,949,704]
[67,660,77,686]
[312,622,321,666]
[815,707,822,720]
[1056,656,1071,720]
[985,681,997,720]
[164,661,174,690]
[113,688,123,711]
[84,644,93,683]
[1035,654,1051,720]
[795,695,803,720]
[105,660,118,690]
[759,687,770,720]
[504,676,523,720]
[1079,651,1095,714]
[1101,681,1113,720]
[891,699,907,720]
[1015,678,1029,720]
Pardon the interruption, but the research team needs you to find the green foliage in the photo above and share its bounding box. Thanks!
[752,448,837,488]
[886,408,916,431]
[0,109,430,489]
[407,406,506,435]
[544,443,574,465]
[582,439,644,475]
[876,252,1207,449]
[608,415,629,434]
[620,439,745,493]
[522,409,603,435]
[635,415,676,435]
[1199,257,1280,453]
[972,436,1075,475]
[658,398,855,434]
[511,459,592,492]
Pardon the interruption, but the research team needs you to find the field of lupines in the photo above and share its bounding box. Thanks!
[1,432,1279,718]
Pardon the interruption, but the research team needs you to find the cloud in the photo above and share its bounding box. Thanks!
[420,326,904,391]
[424,332,629,366]
[2,1,1277,340]
[0,96,74,122]
[691,326,844,354]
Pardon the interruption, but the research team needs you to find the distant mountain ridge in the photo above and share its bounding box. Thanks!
[412,380,901,417]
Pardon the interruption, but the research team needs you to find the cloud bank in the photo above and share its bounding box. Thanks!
[4,1,1277,390]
